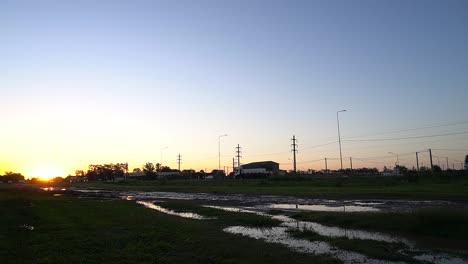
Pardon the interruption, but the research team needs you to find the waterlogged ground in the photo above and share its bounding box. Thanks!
[49,187,468,264]
[68,187,468,212]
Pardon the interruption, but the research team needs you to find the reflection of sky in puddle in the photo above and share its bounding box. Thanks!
[224,226,402,264]
[42,187,67,192]
[19,224,34,231]
[275,214,408,244]
[413,254,467,264]
[208,205,404,244]
[136,201,215,220]
[72,188,464,212]
[210,205,466,264]
[270,204,380,212]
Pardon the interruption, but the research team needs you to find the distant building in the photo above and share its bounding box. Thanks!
[235,161,280,178]
[158,171,181,178]
[127,171,146,178]
[382,167,400,176]
[465,155,468,170]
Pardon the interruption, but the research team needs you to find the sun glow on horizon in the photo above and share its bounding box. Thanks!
[28,167,66,181]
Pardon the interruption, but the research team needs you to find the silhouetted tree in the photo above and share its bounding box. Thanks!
[143,162,156,179]
[86,163,126,181]
[1,172,25,183]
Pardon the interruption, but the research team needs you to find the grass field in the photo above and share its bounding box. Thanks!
[0,186,340,264]
[288,209,468,252]
[2,184,468,264]
[57,175,468,200]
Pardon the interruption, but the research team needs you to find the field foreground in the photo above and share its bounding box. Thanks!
[2,184,468,263]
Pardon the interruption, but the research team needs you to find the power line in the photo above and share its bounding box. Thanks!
[432,149,468,152]
[344,121,468,140]
[299,141,338,151]
[344,131,468,142]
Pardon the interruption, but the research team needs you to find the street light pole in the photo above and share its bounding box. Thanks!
[160,147,168,167]
[337,110,347,170]
[388,152,399,166]
[218,134,228,170]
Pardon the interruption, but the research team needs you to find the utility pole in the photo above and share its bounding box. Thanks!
[429,149,434,171]
[291,135,298,173]
[350,157,353,170]
[446,157,449,171]
[236,144,242,174]
[325,158,328,173]
[337,110,347,170]
[416,152,420,171]
[177,154,182,171]
[232,157,236,178]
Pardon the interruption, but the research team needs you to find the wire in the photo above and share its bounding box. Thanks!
[344,121,468,140]
[299,141,338,151]
[343,131,468,142]
[432,149,468,152]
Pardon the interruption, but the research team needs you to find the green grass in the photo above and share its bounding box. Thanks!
[290,209,468,247]
[56,175,468,200]
[0,186,340,264]
[288,229,419,263]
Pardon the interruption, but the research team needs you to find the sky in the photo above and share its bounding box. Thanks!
[1,0,468,178]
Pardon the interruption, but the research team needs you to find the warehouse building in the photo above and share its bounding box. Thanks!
[235,161,280,178]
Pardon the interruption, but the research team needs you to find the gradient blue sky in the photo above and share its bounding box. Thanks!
[2,0,468,177]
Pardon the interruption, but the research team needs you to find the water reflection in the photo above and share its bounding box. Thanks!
[136,201,215,220]
[210,205,466,264]
[224,226,402,264]
[269,203,380,212]
[71,188,463,212]
[207,205,406,244]
[121,195,135,201]
[19,224,34,231]
[413,253,467,264]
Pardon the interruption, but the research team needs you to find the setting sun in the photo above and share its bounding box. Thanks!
[28,167,64,181]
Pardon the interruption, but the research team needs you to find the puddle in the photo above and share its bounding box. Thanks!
[277,214,408,244]
[209,205,466,264]
[413,253,467,264]
[19,224,34,231]
[121,195,135,201]
[42,187,67,192]
[71,188,466,212]
[269,203,380,212]
[207,205,406,244]
[224,226,403,264]
[204,205,263,215]
[136,201,215,220]
[53,194,63,197]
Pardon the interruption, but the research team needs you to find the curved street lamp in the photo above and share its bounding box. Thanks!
[388,152,399,166]
[160,147,168,167]
[218,134,228,170]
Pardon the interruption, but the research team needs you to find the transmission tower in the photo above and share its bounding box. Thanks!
[236,144,242,171]
[177,154,182,171]
[291,135,298,173]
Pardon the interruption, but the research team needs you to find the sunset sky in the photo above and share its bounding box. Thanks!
[2,0,468,179]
